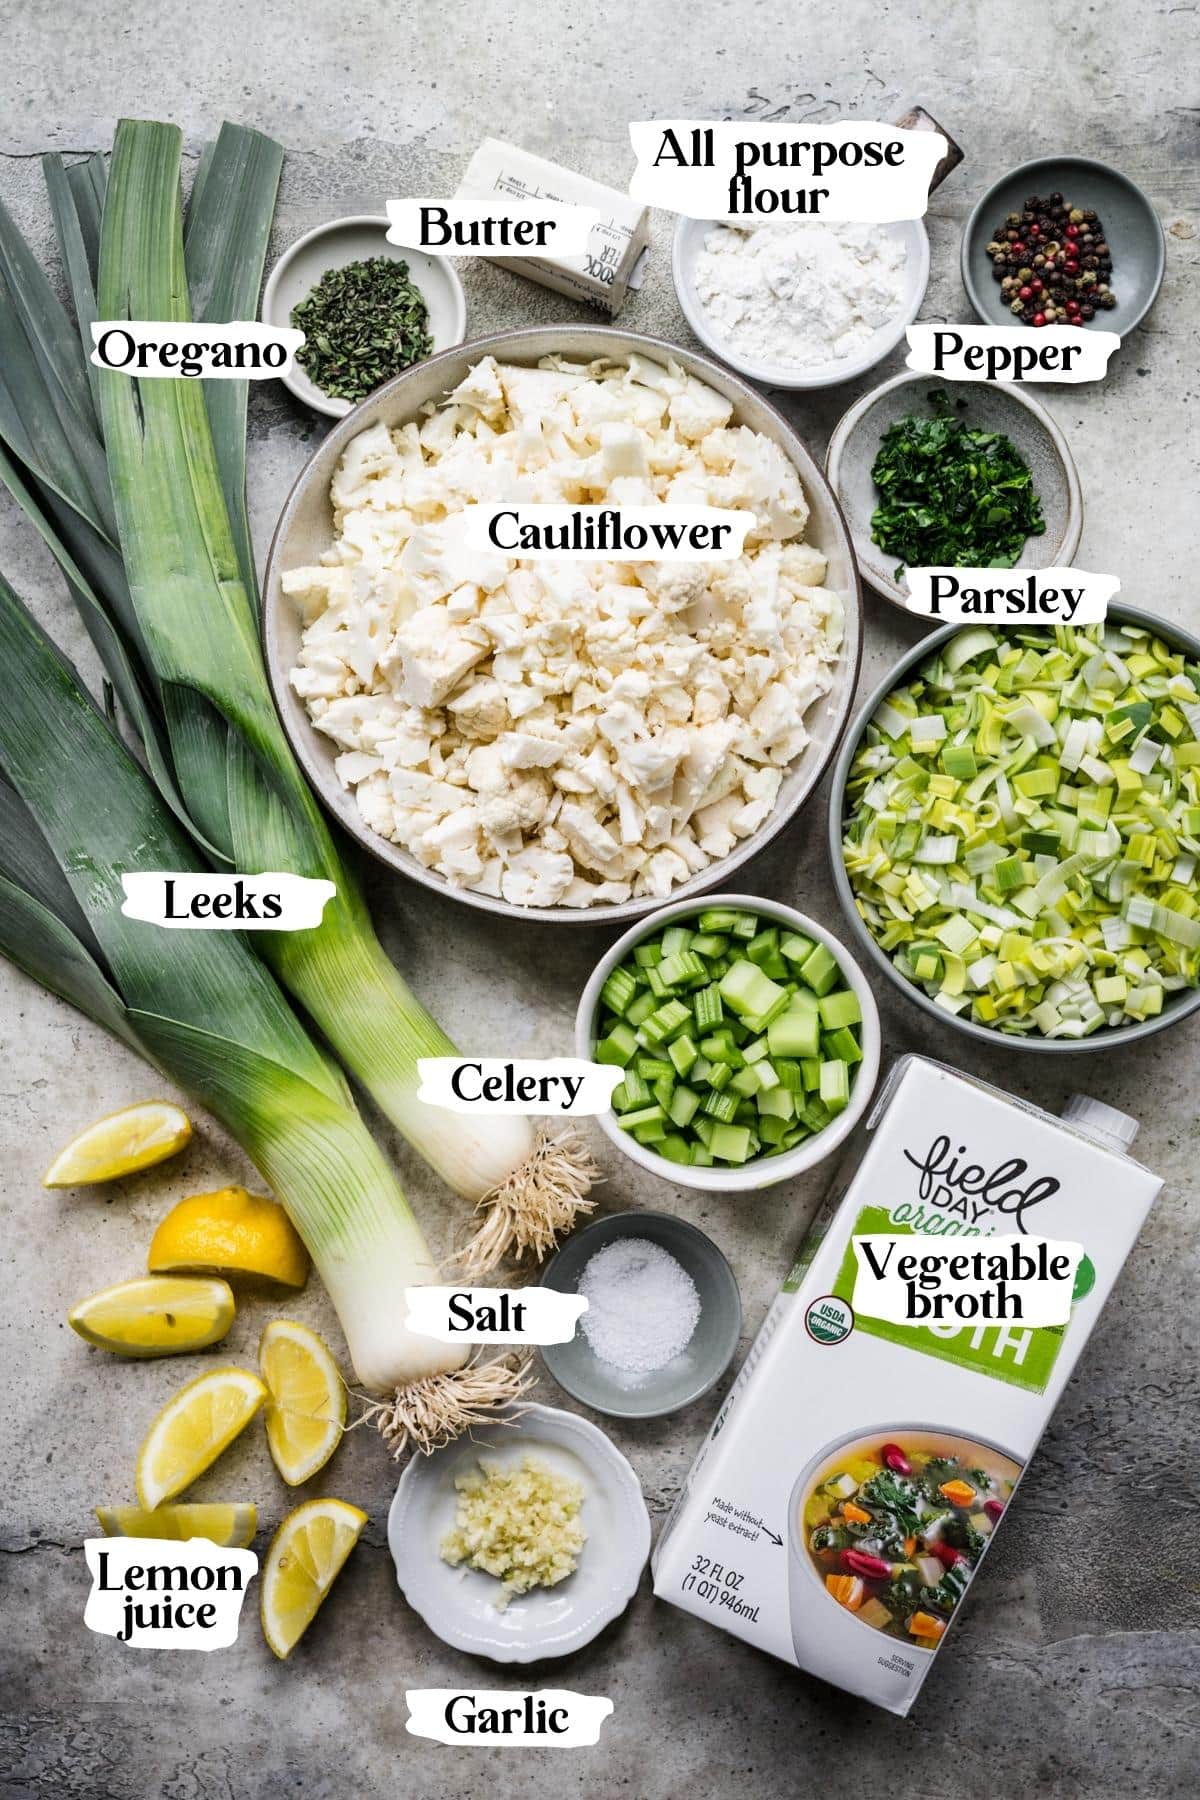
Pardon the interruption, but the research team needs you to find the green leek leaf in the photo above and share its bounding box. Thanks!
[184,124,283,607]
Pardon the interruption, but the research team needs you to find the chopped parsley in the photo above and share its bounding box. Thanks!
[869,390,1046,579]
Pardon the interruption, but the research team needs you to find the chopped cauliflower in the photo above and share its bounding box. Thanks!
[288,353,842,905]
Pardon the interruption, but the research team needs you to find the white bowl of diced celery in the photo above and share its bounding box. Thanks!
[577,895,881,1190]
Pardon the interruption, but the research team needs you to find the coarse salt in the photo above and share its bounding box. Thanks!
[693,221,908,372]
[577,1237,701,1376]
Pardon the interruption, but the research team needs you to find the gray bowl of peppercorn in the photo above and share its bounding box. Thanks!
[961,156,1165,339]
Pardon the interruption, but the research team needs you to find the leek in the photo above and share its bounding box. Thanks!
[0,570,532,1444]
[0,120,595,1274]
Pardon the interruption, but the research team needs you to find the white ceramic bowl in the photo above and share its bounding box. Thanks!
[387,1402,650,1662]
[261,215,467,418]
[672,215,929,390]
[262,324,863,926]
[575,892,881,1192]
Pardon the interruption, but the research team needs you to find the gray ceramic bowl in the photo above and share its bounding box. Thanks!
[826,602,1200,1053]
[538,1211,741,1419]
[962,156,1165,338]
[825,371,1082,614]
[262,325,862,926]
[260,216,467,418]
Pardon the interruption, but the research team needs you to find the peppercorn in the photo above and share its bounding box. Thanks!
[985,190,1116,325]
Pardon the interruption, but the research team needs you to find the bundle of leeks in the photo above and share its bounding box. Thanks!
[0,118,596,1448]
[0,119,597,1263]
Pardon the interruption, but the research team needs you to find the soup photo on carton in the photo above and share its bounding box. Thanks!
[652,1056,1161,1716]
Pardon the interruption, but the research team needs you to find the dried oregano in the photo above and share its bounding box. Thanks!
[291,256,433,403]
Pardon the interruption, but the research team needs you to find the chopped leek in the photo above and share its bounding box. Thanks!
[842,623,1200,1036]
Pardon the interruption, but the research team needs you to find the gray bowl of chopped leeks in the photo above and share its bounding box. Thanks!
[828,603,1200,1053]
[261,324,863,926]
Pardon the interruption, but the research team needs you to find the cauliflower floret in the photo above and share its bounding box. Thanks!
[500,849,575,907]
[668,377,734,443]
[447,678,509,740]
[395,607,489,709]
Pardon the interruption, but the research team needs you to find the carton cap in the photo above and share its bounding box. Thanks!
[1062,1094,1140,1153]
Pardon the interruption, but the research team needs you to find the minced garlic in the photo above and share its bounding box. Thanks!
[439,1454,586,1608]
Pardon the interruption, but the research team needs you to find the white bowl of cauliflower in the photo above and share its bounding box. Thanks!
[264,326,863,922]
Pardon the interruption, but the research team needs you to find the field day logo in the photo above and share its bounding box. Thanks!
[900,1134,1061,1235]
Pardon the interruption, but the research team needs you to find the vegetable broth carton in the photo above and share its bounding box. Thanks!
[652,1055,1161,1715]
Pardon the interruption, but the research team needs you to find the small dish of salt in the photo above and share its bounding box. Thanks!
[539,1212,742,1420]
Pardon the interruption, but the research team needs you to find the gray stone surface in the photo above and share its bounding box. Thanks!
[2,4,1199,1797]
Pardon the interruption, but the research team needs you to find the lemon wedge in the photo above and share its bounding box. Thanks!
[148,1185,309,1289]
[260,1497,366,1659]
[260,1321,345,1486]
[42,1100,192,1187]
[69,1275,235,1357]
[95,1503,257,1548]
[135,1366,267,1511]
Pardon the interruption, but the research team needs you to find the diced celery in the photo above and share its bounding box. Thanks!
[596,1023,638,1066]
[601,966,639,1015]
[747,927,780,966]
[632,1118,668,1145]
[698,908,739,931]
[709,1123,753,1163]
[780,931,816,964]
[719,959,786,1019]
[668,1085,701,1127]
[822,1027,862,1065]
[819,1062,850,1115]
[798,943,840,995]
[767,1007,821,1059]
[702,1089,739,1124]
[618,1104,664,1132]
[658,1133,692,1164]
[757,1086,796,1121]
[693,983,724,1032]
[817,989,861,1030]
[668,1034,698,1078]
[773,1058,804,1093]
[612,1071,650,1112]
[729,912,759,940]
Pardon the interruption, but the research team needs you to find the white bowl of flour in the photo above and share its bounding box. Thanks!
[673,214,928,389]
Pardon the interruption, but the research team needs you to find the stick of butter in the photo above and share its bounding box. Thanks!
[456,137,650,315]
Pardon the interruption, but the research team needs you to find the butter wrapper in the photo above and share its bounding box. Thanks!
[456,137,649,315]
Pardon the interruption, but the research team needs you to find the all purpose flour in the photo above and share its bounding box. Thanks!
[693,221,908,371]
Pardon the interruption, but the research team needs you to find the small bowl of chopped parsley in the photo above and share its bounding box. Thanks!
[262,215,466,417]
[826,373,1082,614]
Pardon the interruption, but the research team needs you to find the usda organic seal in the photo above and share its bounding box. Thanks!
[804,1295,853,1345]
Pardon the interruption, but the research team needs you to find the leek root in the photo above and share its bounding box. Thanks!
[361,1354,536,1460]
